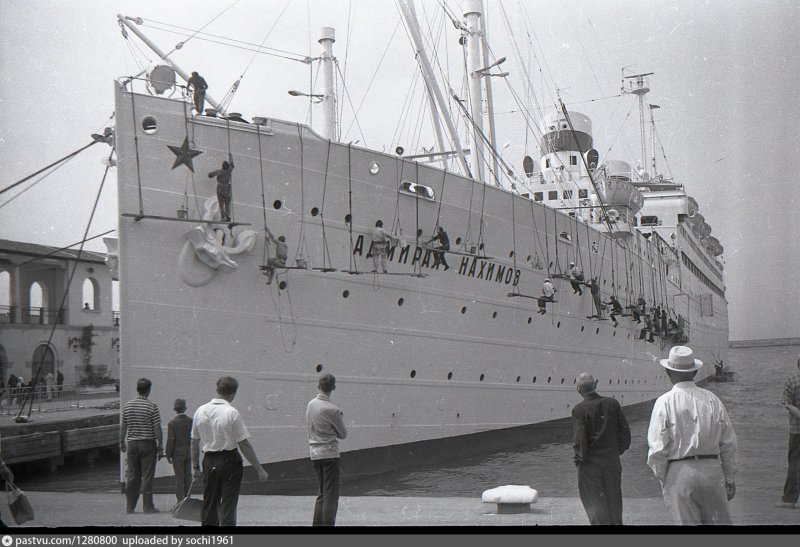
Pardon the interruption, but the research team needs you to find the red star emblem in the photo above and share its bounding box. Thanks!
[167,137,203,172]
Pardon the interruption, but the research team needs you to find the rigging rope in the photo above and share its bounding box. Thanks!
[17,149,113,421]
[0,142,99,197]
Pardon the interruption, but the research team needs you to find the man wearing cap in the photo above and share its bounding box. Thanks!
[647,346,738,525]
[775,354,800,509]
[567,262,584,295]
[538,278,556,314]
[572,372,631,524]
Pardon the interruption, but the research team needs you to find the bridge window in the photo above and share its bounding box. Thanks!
[534,192,543,202]
[548,191,558,200]
[399,181,435,201]
[563,190,573,199]
[569,155,577,166]
[578,189,588,199]
[640,215,660,226]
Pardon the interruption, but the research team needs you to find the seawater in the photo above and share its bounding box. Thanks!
[342,344,800,499]
[18,345,800,502]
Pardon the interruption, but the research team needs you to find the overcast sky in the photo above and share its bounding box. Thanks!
[1,0,798,342]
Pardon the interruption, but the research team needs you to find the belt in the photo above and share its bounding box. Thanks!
[669,454,718,462]
[205,449,238,455]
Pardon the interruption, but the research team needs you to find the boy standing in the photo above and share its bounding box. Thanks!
[166,398,193,502]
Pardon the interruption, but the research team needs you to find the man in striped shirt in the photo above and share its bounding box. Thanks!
[120,378,163,514]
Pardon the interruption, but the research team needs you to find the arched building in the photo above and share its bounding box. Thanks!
[0,239,119,387]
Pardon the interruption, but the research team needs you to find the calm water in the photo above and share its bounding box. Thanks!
[17,345,800,501]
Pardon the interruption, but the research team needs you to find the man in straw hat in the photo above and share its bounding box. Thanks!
[646,346,738,524]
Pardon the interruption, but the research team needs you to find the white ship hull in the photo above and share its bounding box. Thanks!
[114,86,728,480]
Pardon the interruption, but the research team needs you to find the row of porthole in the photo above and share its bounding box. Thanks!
[409,370,649,385]
[315,363,667,385]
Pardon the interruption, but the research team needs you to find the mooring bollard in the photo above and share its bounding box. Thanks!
[481,485,539,514]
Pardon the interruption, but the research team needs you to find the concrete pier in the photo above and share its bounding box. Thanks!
[1,490,797,528]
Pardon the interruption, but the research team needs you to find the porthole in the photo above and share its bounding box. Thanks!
[456,237,462,245]
[345,214,352,224]
[342,290,350,298]
[549,261,554,268]
[369,161,380,175]
[526,255,531,261]
[596,327,600,334]
[479,374,485,382]
[560,378,565,384]
[533,376,537,383]
[316,364,323,372]
[398,298,404,306]
[417,228,423,237]
[410,370,416,378]
[581,326,585,332]
[573,378,576,384]
[479,243,484,251]
[509,250,515,258]
[516,376,521,383]
[547,377,552,383]
[557,322,561,328]
[141,116,158,134]
[311,207,319,217]
[461,306,467,314]
[613,331,616,336]
[617,379,620,384]
[273,200,283,210]
[527,317,532,324]
[278,281,287,290]
[609,379,612,384]
[624,379,627,384]
[447,372,453,380]
[492,311,498,319]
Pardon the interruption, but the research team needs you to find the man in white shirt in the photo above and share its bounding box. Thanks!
[647,346,738,525]
[191,376,268,527]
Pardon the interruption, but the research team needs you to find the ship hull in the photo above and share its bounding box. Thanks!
[114,86,728,479]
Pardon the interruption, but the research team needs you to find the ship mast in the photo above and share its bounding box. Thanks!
[117,14,225,115]
[318,27,338,141]
[623,71,653,178]
[463,0,486,183]
[397,0,470,177]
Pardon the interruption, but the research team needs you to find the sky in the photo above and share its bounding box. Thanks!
[0,0,798,342]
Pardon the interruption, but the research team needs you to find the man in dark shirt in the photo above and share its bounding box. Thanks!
[187,71,208,115]
[424,226,450,270]
[120,378,163,514]
[571,372,631,525]
[208,158,234,221]
[166,398,193,502]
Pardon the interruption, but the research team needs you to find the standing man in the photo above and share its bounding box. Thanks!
[370,220,397,273]
[571,372,631,525]
[120,378,163,514]
[191,377,268,527]
[187,71,208,115]
[166,398,193,503]
[306,373,348,526]
[647,346,738,525]
[424,226,450,270]
[775,354,800,509]
[208,156,234,222]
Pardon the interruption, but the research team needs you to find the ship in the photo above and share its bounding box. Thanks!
[109,2,728,488]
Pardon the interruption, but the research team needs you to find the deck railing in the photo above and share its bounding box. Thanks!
[20,307,65,325]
